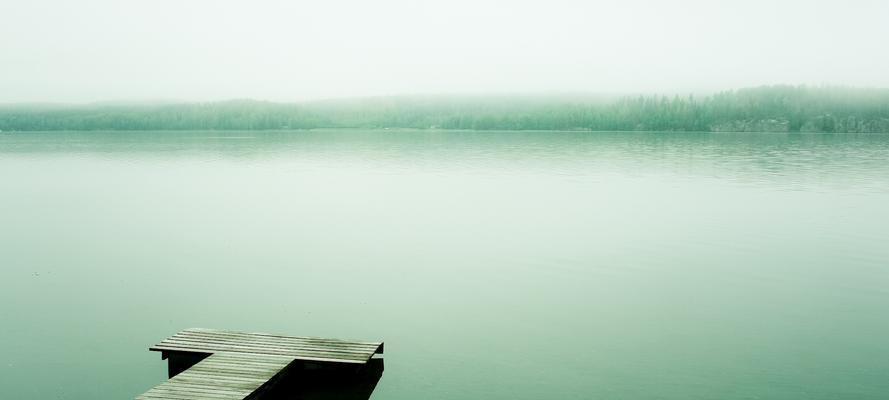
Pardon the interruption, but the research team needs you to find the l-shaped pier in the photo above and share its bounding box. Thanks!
[137,328,384,400]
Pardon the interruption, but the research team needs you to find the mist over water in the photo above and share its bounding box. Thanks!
[3,0,889,102]
[1,130,888,399]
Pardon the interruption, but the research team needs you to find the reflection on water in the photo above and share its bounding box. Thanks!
[1,130,888,400]
[3,130,888,192]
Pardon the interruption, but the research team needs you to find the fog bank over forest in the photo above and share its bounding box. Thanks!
[2,86,888,133]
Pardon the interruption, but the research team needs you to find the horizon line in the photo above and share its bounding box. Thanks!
[2,84,887,107]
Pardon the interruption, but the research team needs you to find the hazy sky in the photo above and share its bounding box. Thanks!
[2,0,888,102]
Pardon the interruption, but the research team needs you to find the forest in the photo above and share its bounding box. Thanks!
[2,85,888,132]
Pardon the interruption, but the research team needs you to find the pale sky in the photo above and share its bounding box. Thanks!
[1,0,888,103]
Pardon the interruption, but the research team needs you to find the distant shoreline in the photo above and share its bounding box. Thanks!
[3,85,889,133]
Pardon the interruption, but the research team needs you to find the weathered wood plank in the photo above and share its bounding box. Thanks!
[152,344,368,364]
[158,338,373,359]
[186,328,382,346]
[170,332,380,353]
[171,330,382,352]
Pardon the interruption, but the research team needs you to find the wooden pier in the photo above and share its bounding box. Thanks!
[137,328,384,400]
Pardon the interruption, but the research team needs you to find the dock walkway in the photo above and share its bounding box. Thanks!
[136,328,384,400]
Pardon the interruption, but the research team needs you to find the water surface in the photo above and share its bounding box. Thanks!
[1,130,888,399]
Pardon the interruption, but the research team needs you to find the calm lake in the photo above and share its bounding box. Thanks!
[1,130,888,399]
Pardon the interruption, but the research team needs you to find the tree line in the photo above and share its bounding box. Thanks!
[2,85,888,132]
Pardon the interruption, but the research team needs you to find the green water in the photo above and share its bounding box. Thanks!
[1,130,888,399]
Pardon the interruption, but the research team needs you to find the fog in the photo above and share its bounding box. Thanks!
[2,0,888,103]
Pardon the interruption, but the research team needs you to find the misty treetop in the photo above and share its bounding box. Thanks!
[2,85,888,132]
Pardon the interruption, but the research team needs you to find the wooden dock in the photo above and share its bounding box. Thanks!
[137,328,384,400]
